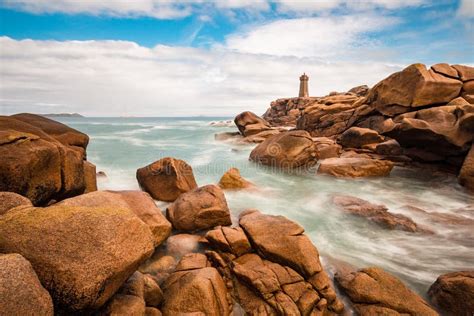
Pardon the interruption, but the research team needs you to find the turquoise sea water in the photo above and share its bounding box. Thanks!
[58,116,473,296]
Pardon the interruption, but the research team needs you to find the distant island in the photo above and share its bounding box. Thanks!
[40,113,84,118]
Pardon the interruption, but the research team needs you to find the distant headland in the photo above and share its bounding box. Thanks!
[40,113,84,118]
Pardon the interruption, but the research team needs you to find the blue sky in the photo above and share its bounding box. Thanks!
[0,0,473,116]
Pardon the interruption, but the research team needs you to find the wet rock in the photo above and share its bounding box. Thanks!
[58,190,172,246]
[234,111,271,136]
[459,144,474,191]
[218,167,253,190]
[136,157,198,202]
[318,157,394,177]
[367,63,463,116]
[214,131,242,141]
[335,267,438,316]
[165,233,203,257]
[0,191,32,215]
[83,161,98,193]
[161,263,230,316]
[339,127,384,148]
[428,271,474,316]
[250,130,317,169]
[0,253,54,316]
[332,195,430,233]
[167,184,231,231]
[0,204,155,311]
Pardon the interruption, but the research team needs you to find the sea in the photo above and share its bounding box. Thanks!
[56,116,474,297]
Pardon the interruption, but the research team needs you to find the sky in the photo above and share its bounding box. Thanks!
[0,0,473,116]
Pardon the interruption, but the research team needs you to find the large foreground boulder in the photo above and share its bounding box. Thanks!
[250,130,317,169]
[58,190,172,246]
[0,191,32,215]
[428,271,474,316]
[136,157,198,202]
[335,267,438,315]
[459,144,474,191]
[0,115,91,205]
[0,253,54,315]
[0,204,155,311]
[367,63,463,116]
[318,157,394,177]
[162,256,230,316]
[234,111,271,136]
[166,184,231,231]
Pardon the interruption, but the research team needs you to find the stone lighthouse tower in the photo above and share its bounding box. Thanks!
[299,73,309,97]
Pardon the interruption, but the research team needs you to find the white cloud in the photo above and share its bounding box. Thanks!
[1,0,427,19]
[457,0,474,18]
[223,15,399,58]
[0,36,402,116]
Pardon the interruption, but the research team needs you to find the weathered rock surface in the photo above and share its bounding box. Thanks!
[318,157,394,177]
[205,210,344,315]
[367,63,463,116]
[459,144,474,191]
[0,253,54,316]
[263,97,318,126]
[428,271,474,316]
[161,256,230,316]
[83,161,98,193]
[335,267,438,316]
[250,130,317,169]
[297,94,367,137]
[385,104,474,161]
[235,111,271,136]
[348,85,370,96]
[218,167,253,190]
[313,137,342,159]
[166,184,231,231]
[12,112,89,158]
[332,195,430,233]
[0,191,32,215]
[339,127,384,148]
[0,117,85,205]
[136,157,198,202]
[375,139,403,155]
[58,190,172,246]
[0,204,155,311]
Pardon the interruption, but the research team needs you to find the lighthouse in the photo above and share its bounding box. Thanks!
[299,73,309,97]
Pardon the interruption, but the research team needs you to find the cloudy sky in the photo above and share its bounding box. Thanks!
[0,0,473,116]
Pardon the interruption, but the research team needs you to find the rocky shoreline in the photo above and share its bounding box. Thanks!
[1,62,473,316]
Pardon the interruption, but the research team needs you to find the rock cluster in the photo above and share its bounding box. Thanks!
[205,210,345,315]
[238,63,474,189]
[0,113,97,205]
